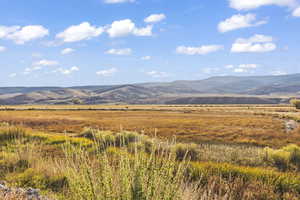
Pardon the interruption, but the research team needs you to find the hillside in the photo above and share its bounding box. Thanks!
[1,74,300,105]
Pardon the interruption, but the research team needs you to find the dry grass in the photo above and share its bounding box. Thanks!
[0,105,299,147]
[0,126,300,199]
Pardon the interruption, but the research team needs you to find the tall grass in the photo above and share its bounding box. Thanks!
[60,140,191,200]
[1,126,300,199]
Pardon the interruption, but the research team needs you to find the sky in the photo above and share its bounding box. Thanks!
[0,0,300,87]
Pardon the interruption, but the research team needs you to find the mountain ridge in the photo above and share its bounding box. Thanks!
[1,73,300,105]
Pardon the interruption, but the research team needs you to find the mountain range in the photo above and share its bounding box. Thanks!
[1,73,300,105]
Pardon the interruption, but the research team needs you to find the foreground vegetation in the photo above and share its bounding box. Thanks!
[0,124,300,199]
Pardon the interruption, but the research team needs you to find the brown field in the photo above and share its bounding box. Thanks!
[0,104,299,147]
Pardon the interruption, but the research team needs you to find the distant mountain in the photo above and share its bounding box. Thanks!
[1,74,300,105]
[143,73,300,95]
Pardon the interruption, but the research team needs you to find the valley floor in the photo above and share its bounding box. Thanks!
[0,105,300,199]
[0,104,300,147]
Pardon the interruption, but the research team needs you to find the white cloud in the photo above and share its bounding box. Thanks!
[239,64,258,69]
[146,71,169,78]
[96,68,118,76]
[229,0,297,10]
[232,64,258,73]
[104,0,134,4]
[234,68,247,73]
[56,22,104,42]
[34,59,59,67]
[61,48,75,55]
[0,25,48,44]
[176,45,224,55]
[24,59,59,74]
[293,7,300,16]
[133,25,153,36]
[144,14,166,23]
[107,19,135,37]
[231,34,276,53]
[141,56,151,60]
[0,26,19,38]
[218,13,267,33]
[106,48,132,55]
[107,19,153,38]
[55,66,79,75]
[272,70,287,75]
[0,46,6,52]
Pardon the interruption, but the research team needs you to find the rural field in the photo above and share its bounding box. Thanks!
[0,104,300,146]
[0,104,300,199]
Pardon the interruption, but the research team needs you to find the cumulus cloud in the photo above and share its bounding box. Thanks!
[0,26,19,38]
[218,13,267,33]
[146,71,169,78]
[293,7,300,16]
[56,22,104,42]
[55,66,79,75]
[55,19,154,41]
[96,68,118,76]
[231,34,276,53]
[104,0,134,4]
[24,59,59,74]
[176,45,224,55]
[144,14,166,23]
[61,48,75,55]
[0,25,48,44]
[106,48,132,55]
[133,25,153,36]
[107,19,153,37]
[0,46,6,52]
[229,0,297,10]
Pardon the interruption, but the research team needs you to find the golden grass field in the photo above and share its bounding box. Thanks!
[0,104,299,147]
[1,105,300,199]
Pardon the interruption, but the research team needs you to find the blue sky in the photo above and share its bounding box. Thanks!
[0,0,300,86]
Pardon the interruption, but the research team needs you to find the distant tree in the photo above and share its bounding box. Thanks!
[290,99,300,109]
[72,98,83,105]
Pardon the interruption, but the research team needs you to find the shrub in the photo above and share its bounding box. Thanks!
[265,145,300,171]
[6,168,67,192]
[290,99,300,109]
[189,162,300,195]
[283,145,300,171]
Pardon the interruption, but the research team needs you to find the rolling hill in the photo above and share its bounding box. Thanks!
[1,74,300,105]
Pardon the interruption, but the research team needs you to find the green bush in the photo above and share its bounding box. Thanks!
[283,145,300,171]
[6,168,67,192]
[265,145,300,171]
